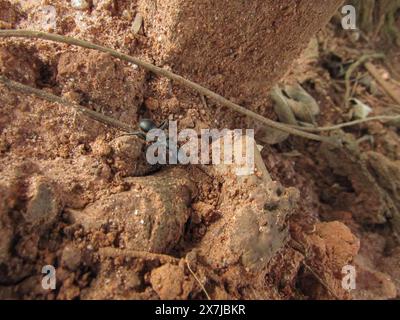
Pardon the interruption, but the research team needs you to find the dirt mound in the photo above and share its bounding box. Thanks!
[57,49,146,124]
[71,168,196,254]
[140,0,343,105]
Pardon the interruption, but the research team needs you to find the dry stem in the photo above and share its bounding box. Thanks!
[293,114,400,132]
[344,53,385,109]
[0,75,137,133]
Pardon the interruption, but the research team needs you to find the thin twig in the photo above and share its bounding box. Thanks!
[99,247,179,264]
[365,62,400,105]
[344,53,385,109]
[0,75,137,133]
[200,94,208,109]
[293,114,400,132]
[186,259,211,300]
[303,264,340,300]
[0,29,335,144]
[290,239,340,300]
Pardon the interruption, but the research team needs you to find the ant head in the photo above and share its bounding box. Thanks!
[139,119,157,132]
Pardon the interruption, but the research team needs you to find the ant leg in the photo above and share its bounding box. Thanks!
[158,120,169,130]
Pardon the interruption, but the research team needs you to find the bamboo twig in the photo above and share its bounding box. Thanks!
[0,29,334,144]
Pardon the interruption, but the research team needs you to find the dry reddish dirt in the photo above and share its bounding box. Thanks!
[140,0,343,105]
[0,0,400,300]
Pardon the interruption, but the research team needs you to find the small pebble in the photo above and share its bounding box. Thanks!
[61,245,82,271]
[71,0,90,10]
[132,14,143,34]
[382,72,390,81]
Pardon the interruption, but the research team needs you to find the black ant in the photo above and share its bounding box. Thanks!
[125,119,168,140]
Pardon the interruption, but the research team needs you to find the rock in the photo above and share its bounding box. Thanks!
[110,136,149,177]
[150,263,193,300]
[34,5,57,32]
[197,135,298,271]
[313,222,360,272]
[192,201,218,225]
[231,201,290,269]
[131,13,143,34]
[299,221,360,299]
[61,245,82,271]
[24,176,61,228]
[71,168,196,253]
[144,97,160,111]
[71,0,91,10]
[271,248,305,292]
